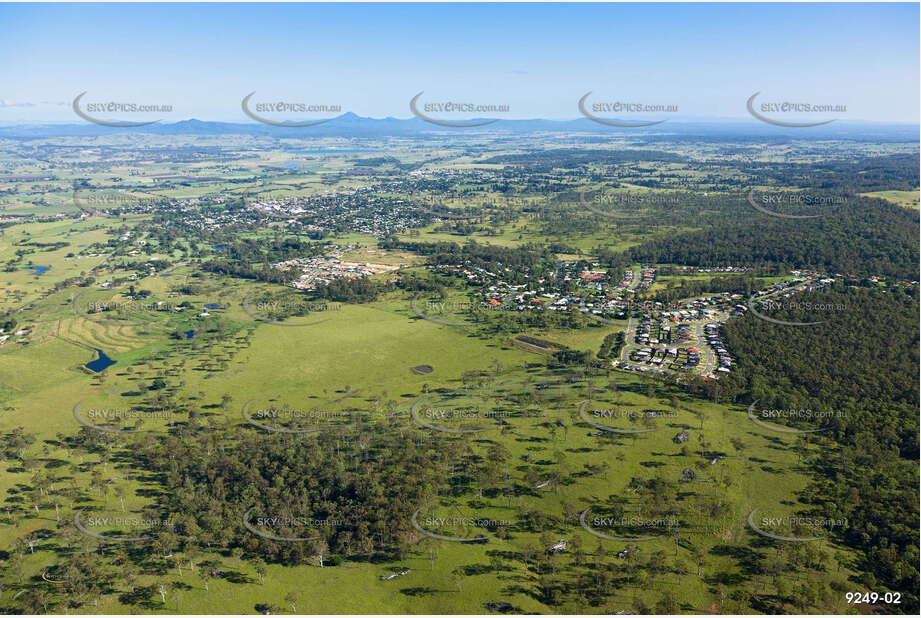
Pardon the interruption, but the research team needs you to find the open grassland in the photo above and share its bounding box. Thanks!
[0,271,859,614]
[0,220,123,310]
[2,137,911,614]
[860,189,920,210]
[397,216,688,254]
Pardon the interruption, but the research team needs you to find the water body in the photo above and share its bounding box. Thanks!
[160,273,171,277]
[85,349,116,373]
[22,265,49,275]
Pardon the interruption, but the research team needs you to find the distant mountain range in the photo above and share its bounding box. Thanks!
[0,112,917,140]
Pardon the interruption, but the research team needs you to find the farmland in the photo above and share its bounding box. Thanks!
[0,128,917,616]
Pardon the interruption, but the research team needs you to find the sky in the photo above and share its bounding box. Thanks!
[0,2,918,124]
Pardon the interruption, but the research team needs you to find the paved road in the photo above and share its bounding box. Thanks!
[616,313,728,377]
[626,268,641,291]
[619,316,638,362]
[694,321,716,376]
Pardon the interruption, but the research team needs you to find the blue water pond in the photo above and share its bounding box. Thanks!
[85,349,116,373]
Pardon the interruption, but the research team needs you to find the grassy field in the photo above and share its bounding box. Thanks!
[860,189,920,210]
[0,253,857,613]
[0,138,892,614]
[396,217,688,255]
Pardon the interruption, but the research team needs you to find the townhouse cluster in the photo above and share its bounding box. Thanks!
[704,322,733,374]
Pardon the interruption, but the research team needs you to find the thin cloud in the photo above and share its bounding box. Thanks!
[0,100,66,108]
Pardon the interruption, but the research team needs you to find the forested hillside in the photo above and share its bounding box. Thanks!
[719,285,920,611]
[623,196,919,278]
